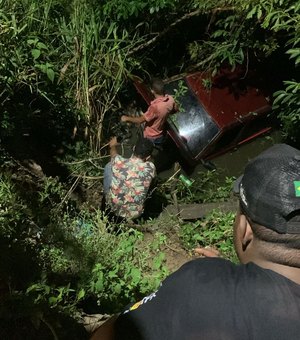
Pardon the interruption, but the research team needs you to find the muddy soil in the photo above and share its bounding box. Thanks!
[142,219,194,273]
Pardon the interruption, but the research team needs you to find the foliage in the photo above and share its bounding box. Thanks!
[27,219,168,312]
[101,0,180,20]
[0,167,169,337]
[171,79,189,114]
[0,0,140,152]
[58,5,141,151]
[26,282,85,315]
[189,0,299,70]
[88,228,168,310]
[180,210,237,262]
[159,169,235,204]
[1,0,300,335]
[273,81,300,144]
[59,140,107,183]
[1,0,299,149]
[0,175,27,236]
[188,0,300,139]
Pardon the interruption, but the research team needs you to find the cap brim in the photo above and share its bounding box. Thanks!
[233,175,243,194]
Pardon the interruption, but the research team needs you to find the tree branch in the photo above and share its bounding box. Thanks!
[128,9,203,55]
[128,7,235,55]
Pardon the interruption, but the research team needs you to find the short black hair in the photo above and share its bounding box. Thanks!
[134,137,154,159]
[151,78,165,95]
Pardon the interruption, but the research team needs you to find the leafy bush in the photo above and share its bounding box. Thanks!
[273,80,300,143]
[160,169,235,205]
[0,0,139,152]
[0,168,169,336]
[87,226,168,310]
[101,0,180,20]
[188,0,300,142]
[180,210,237,262]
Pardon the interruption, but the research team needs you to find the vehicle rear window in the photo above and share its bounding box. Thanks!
[165,79,220,159]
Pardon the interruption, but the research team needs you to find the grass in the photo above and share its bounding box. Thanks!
[179,210,238,263]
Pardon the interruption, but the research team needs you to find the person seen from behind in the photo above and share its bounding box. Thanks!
[121,78,178,147]
[103,136,156,221]
[94,143,300,339]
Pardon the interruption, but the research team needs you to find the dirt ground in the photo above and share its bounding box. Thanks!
[162,237,195,273]
[140,197,239,274]
[140,215,195,274]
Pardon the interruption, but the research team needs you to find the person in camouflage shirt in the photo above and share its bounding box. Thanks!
[103,137,156,220]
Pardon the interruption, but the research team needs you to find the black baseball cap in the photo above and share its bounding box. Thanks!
[233,144,300,234]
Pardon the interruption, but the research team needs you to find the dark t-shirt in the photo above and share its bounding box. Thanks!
[115,258,300,340]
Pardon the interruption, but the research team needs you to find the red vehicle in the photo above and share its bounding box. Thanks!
[133,67,272,165]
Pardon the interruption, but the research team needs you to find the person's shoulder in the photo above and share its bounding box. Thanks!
[145,161,156,175]
[154,258,238,300]
[111,154,125,163]
[114,154,124,160]
[178,259,300,287]
[150,98,161,106]
[179,257,235,274]
[166,258,237,285]
[178,259,298,287]
[145,160,156,169]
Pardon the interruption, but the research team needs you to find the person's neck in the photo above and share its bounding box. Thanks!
[154,93,165,98]
[131,155,145,162]
[252,258,300,285]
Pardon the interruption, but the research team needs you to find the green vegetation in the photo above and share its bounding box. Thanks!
[0,152,238,338]
[177,172,235,204]
[0,0,299,337]
[0,0,299,147]
[180,210,237,262]
[159,169,235,204]
[163,171,237,261]
[0,167,168,337]
[0,0,139,152]
[273,81,300,144]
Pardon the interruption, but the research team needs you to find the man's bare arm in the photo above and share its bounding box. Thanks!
[109,137,119,158]
[121,115,146,124]
[194,246,220,258]
[90,315,118,340]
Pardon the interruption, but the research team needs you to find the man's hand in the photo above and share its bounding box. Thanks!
[109,136,118,148]
[90,315,118,340]
[121,115,128,123]
[109,137,119,158]
[194,246,220,258]
[121,115,146,124]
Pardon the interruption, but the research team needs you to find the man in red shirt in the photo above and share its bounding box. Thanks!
[121,78,178,146]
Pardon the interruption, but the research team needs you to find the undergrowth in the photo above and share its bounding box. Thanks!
[180,210,237,263]
[0,147,238,338]
[159,169,235,204]
[0,166,168,338]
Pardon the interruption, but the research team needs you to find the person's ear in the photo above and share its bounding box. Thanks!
[238,215,253,251]
[234,211,254,263]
